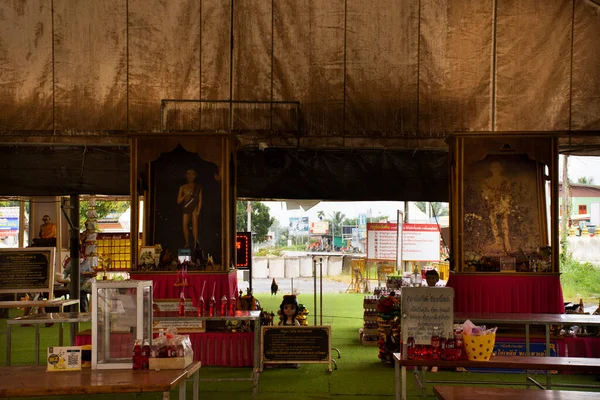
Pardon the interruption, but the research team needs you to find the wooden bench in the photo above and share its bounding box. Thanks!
[433,386,600,400]
[393,353,600,400]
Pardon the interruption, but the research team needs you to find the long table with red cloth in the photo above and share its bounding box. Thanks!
[75,330,254,367]
[130,271,238,306]
[446,273,565,314]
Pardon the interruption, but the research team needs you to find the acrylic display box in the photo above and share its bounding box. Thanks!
[91,279,153,369]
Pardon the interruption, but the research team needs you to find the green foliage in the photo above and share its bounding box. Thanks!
[235,201,275,243]
[560,251,600,302]
[80,200,129,230]
[328,211,346,236]
[577,176,595,185]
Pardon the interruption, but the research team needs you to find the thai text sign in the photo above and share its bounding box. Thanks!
[367,222,440,262]
[366,223,398,260]
[402,223,440,262]
[401,287,454,345]
[261,326,332,371]
[0,248,54,295]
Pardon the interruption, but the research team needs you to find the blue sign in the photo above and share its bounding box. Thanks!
[0,217,18,230]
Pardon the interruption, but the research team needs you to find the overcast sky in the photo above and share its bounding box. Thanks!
[562,156,600,184]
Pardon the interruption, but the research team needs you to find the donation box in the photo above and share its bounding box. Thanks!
[91,280,153,369]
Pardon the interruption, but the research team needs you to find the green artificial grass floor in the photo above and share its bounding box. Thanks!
[1,292,599,399]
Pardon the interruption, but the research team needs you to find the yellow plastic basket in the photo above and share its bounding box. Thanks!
[462,332,496,361]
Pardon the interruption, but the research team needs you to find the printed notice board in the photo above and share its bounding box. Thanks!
[402,224,440,262]
[401,287,454,346]
[0,247,55,296]
[366,223,398,260]
[367,222,440,262]
[261,326,332,371]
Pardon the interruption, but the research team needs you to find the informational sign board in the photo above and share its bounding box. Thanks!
[261,326,332,371]
[236,232,252,270]
[402,223,441,262]
[401,287,454,346]
[0,247,55,296]
[310,221,329,235]
[366,223,398,260]
[367,222,440,262]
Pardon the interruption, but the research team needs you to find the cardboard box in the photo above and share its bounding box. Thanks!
[149,355,193,370]
[47,346,82,371]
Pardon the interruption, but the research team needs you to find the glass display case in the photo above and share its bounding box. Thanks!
[91,280,153,369]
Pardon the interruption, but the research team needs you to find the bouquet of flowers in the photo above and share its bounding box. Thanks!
[377,292,401,320]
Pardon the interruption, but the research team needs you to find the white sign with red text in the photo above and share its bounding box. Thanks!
[401,223,440,262]
[367,223,398,261]
[367,222,440,262]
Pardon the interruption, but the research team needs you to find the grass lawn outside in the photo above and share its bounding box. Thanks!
[1,291,599,399]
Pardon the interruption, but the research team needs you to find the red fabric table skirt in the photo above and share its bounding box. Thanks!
[130,272,238,306]
[446,274,564,314]
[558,336,600,358]
[75,331,254,367]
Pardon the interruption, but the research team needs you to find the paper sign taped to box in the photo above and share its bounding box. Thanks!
[47,346,82,371]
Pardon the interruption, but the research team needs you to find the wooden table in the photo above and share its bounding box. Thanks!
[434,386,600,400]
[0,362,201,400]
[394,353,600,400]
[0,299,80,312]
[6,312,91,366]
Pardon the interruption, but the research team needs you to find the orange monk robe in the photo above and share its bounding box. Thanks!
[40,223,57,239]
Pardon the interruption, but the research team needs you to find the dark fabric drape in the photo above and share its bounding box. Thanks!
[236,148,448,202]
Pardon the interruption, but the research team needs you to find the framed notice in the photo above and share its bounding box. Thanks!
[261,326,332,372]
[401,287,454,347]
[0,247,55,296]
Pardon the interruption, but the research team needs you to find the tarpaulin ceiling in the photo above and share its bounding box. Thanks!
[0,0,598,141]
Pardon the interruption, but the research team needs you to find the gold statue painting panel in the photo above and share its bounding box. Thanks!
[464,154,543,258]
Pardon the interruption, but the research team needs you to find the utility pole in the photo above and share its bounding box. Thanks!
[246,201,252,232]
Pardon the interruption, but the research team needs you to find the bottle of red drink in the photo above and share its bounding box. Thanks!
[454,330,466,360]
[132,339,142,370]
[430,327,440,360]
[209,296,216,317]
[228,295,236,316]
[141,339,150,370]
[220,295,228,316]
[407,336,416,360]
[444,331,456,361]
[178,291,185,317]
[439,331,447,360]
[197,296,205,317]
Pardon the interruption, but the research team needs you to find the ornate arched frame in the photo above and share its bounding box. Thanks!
[129,133,238,272]
[448,134,559,274]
